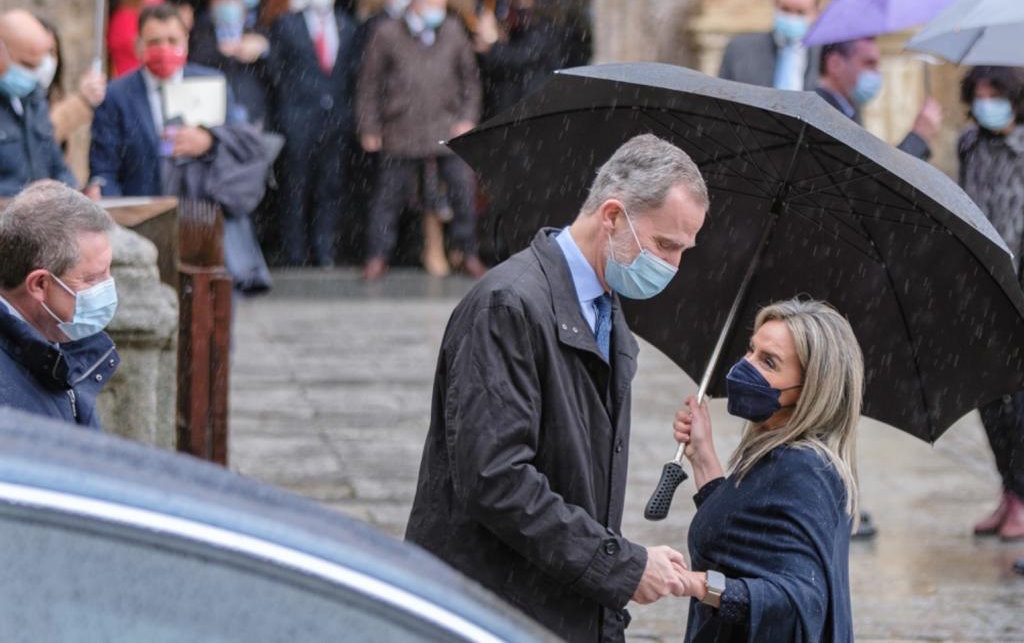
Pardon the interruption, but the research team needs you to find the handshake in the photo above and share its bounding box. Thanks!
[631,545,707,604]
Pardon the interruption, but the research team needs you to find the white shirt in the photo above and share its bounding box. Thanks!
[773,43,807,91]
[142,67,185,135]
[303,7,338,69]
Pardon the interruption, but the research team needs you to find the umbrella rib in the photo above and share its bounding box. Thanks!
[797,143,931,213]
[640,110,777,198]
[784,204,885,263]
[853,215,937,438]
[786,193,947,231]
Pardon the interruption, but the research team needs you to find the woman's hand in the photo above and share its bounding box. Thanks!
[674,395,712,461]
[673,395,724,489]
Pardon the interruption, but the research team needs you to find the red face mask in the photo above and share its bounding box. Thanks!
[142,45,186,79]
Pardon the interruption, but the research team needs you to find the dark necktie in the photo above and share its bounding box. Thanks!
[594,293,612,361]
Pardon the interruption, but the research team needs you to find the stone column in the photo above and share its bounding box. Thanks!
[96,226,179,449]
[592,0,700,66]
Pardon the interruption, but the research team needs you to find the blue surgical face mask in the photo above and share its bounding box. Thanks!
[213,2,246,29]
[420,7,446,29]
[725,358,803,423]
[604,209,678,300]
[772,11,809,45]
[850,70,882,106]
[0,62,39,99]
[243,0,260,8]
[973,97,1015,132]
[43,275,119,342]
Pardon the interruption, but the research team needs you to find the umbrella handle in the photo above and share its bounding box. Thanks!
[643,460,689,521]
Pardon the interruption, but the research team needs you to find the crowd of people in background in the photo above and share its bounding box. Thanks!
[0,0,593,281]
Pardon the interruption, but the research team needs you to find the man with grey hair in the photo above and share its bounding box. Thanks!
[406,134,708,642]
[0,180,120,430]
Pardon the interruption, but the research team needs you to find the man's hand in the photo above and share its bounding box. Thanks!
[235,33,269,63]
[172,126,214,158]
[361,133,382,153]
[911,97,943,143]
[631,545,688,605]
[83,183,102,201]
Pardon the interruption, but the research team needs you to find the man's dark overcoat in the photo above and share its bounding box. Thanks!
[406,228,647,643]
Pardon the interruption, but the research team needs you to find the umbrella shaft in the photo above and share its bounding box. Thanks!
[673,202,785,465]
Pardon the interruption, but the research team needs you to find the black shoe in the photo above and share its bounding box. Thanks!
[1014,559,1024,575]
[851,510,877,540]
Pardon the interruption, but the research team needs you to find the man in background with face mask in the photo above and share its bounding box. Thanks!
[89,3,250,198]
[816,38,941,161]
[0,180,120,430]
[406,134,708,642]
[718,0,821,91]
[0,10,76,197]
[266,0,358,267]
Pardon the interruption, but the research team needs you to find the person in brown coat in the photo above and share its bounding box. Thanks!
[356,0,485,280]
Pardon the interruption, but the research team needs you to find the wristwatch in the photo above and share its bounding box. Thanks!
[701,570,726,609]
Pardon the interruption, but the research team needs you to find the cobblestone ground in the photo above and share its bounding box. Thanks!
[230,269,1024,642]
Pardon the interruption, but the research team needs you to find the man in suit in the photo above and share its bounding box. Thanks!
[0,10,76,196]
[267,0,358,267]
[406,134,708,642]
[815,38,941,161]
[88,3,244,198]
[718,0,821,91]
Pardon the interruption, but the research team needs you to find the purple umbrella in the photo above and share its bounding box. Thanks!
[803,0,958,46]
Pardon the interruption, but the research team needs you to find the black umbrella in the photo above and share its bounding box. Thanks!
[449,63,1024,517]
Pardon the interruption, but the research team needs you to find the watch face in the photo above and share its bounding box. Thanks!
[706,570,726,594]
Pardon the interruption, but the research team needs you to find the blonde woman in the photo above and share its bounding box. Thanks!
[674,299,860,642]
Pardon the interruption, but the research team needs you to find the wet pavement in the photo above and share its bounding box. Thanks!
[230,268,1024,642]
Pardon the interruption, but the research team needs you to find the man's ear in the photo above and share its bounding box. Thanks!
[597,199,626,233]
[23,269,50,302]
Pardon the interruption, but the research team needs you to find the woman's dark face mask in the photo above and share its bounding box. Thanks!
[725,358,802,422]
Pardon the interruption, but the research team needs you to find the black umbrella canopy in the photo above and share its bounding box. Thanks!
[449,62,1024,442]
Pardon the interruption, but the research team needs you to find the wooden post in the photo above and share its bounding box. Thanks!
[176,200,232,465]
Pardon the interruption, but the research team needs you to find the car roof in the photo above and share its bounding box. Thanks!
[0,407,557,643]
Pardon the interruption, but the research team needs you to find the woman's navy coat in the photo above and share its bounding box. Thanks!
[686,446,853,642]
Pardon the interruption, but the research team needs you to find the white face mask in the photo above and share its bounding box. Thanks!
[42,275,119,342]
[289,0,309,11]
[33,55,57,91]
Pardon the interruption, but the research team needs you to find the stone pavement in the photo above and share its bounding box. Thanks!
[230,269,1024,642]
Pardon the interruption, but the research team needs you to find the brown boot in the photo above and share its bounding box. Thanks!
[974,492,1011,535]
[421,211,450,277]
[999,493,1024,541]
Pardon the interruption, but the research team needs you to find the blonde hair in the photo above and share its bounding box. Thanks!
[728,299,863,521]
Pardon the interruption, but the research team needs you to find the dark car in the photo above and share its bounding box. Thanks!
[0,407,558,643]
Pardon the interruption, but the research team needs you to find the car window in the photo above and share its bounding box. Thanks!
[0,503,481,643]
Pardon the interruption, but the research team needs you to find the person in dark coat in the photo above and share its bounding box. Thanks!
[815,38,941,161]
[0,10,76,197]
[266,0,358,267]
[406,134,709,643]
[473,0,584,120]
[718,0,820,91]
[673,299,860,642]
[89,4,248,198]
[0,181,120,430]
[957,66,1024,541]
[188,0,271,127]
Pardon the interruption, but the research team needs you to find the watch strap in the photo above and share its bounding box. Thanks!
[702,569,726,609]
